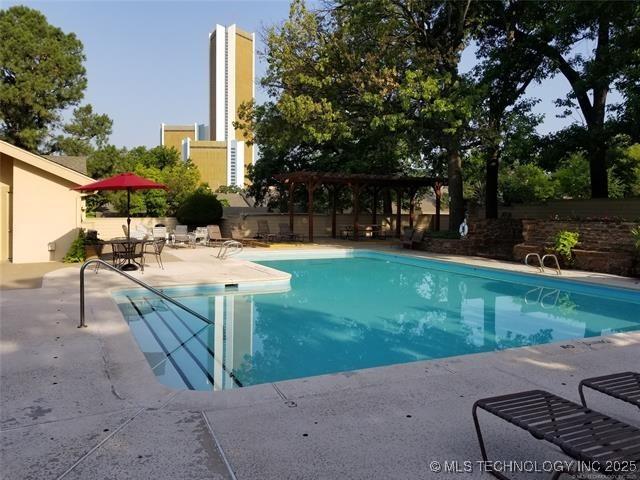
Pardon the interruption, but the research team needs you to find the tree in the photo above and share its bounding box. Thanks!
[510,0,640,198]
[0,6,87,152]
[51,104,113,155]
[473,1,547,218]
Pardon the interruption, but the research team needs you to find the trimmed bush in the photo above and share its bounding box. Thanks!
[176,188,223,227]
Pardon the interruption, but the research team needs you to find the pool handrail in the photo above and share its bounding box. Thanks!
[79,258,213,328]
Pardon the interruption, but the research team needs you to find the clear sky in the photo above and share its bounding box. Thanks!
[6,0,609,149]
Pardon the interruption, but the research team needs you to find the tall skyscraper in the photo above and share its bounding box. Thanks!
[160,24,255,189]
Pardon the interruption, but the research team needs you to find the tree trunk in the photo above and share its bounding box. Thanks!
[588,131,608,198]
[447,148,464,232]
[485,140,500,219]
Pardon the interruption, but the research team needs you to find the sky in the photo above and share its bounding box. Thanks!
[5,0,611,149]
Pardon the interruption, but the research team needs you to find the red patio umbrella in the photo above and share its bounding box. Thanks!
[74,172,167,269]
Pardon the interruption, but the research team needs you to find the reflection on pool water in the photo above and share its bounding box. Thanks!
[113,252,640,391]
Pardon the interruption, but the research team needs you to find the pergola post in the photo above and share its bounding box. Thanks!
[395,188,402,238]
[434,182,442,232]
[372,187,378,226]
[307,181,316,242]
[331,186,338,239]
[408,188,416,230]
[352,183,360,241]
[288,181,295,233]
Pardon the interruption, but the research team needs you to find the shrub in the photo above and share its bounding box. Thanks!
[176,188,223,227]
[553,230,580,264]
[500,164,556,204]
[63,229,86,263]
[631,226,640,251]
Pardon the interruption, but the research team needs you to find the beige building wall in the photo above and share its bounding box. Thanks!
[188,141,228,190]
[0,141,92,263]
[161,125,196,154]
[235,28,254,171]
[0,153,14,262]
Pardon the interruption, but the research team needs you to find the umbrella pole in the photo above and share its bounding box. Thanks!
[122,188,137,271]
[127,188,131,241]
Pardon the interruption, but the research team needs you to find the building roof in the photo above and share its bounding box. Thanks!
[43,155,88,175]
[0,141,94,186]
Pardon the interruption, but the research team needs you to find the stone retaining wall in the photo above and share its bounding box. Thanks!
[522,219,637,253]
[418,218,523,260]
[516,219,639,276]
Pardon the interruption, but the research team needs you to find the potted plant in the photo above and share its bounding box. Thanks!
[84,230,102,259]
[550,230,580,268]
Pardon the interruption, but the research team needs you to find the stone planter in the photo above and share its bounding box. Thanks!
[513,243,544,263]
[84,244,101,260]
[572,249,634,277]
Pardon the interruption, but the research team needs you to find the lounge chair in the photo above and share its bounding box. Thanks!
[278,223,303,242]
[472,389,640,480]
[207,225,231,246]
[231,227,265,247]
[256,220,278,242]
[402,227,424,249]
[172,225,194,247]
[579,371,640,410]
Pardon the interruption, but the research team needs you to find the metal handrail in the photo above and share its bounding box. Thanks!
[541,254,562,275]
[79,259,213,328]
[216,240,243,259]
[524,253,544,272]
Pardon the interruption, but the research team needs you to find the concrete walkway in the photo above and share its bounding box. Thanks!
[1,247,639,479]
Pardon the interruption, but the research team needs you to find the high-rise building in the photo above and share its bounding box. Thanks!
[160,24,255,190]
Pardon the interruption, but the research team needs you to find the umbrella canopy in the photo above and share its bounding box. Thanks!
[73,172,167,192]
[74,173,167,270]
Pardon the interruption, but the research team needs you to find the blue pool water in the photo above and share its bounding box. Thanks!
[113,252,640,391]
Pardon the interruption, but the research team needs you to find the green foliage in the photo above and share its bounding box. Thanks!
[63,229,86,263]
[500,164,556,204]
[216,185,244,194]
[631,226,640,251]
[176,187,223,227]
[553,152,591,200]
[0,6,87,152]
[52,104,113,155]
[610,143,640,197]
[553,230,580,263]
[85,145,201,217]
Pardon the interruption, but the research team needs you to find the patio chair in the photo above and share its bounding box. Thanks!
[278,223,303,242]
[256,220,278,242]
[207,225,231,246]
[193,227,208,246]
[579,371,640,410]
[152,226,167,240]
[402,227,425,249]
[129,241,145,272]
[472,389,640,480]
[144,238,166,269]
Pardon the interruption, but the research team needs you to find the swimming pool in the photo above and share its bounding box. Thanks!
[113,251,640,391]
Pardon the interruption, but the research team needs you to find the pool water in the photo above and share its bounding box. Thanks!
[113,252,640,391]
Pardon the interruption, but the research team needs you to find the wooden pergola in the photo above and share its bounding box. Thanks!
[274,172,447,242]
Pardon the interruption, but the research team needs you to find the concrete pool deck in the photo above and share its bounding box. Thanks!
[1,244,639,479]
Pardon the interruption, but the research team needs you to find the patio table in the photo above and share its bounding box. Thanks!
[105,237,148,270]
